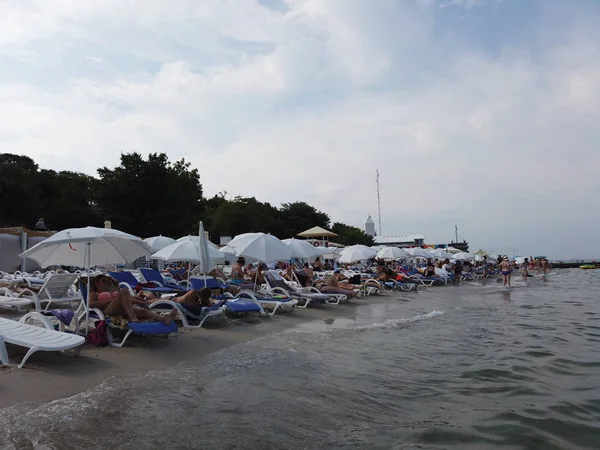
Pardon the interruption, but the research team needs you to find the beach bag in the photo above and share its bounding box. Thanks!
[86,320,109,347]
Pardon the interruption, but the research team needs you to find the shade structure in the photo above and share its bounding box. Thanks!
[144,235,176,252]
[406,247,431,259]
[296,226,337,238]
[174,236,225,264]
[338,245,377,264]
[152,238,224,266]
[452,252,475,261]
[428,248,453,260]
[376,246,409,260]
[474,249,488,256]
[19,226,151,334]
[227,233,292,263]
[445,247,461,254]
[19,226,150,268]
[282,238,322,261]
[197,222,214,274]
[317,246,342,259]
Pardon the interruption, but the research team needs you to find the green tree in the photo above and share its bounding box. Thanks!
[279,202,330,237]
[209,196,284,239]
[95,152,203,237]
[331,222,375,246]
[37,169,101,230]
[0,154,41,227]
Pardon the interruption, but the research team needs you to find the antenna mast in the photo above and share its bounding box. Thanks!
[455,225,458,243]
[376,169,382,236]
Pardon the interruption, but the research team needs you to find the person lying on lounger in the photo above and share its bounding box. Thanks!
[89,274,177,324]
[319,270,357,297]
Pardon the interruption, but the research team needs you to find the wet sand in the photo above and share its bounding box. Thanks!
[0,301,368,409]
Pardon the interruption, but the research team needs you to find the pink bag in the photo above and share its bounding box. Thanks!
[86,320,109,347]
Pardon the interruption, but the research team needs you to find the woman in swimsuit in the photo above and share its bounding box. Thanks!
[499,257,511,286]
[230,257,246,284]
[89,275,177,324]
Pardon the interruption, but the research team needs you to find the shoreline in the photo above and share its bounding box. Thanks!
[0,299,377,410]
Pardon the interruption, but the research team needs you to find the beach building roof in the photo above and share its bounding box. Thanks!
[297,226,337,238]
[373,235,425,245]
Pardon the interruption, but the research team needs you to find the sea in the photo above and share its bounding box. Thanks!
[1,269,599,450]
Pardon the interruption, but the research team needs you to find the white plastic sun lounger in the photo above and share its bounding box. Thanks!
[0,315,86,368]
[16,273,82,311]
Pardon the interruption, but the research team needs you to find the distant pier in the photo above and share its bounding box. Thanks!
[551,261,598,269]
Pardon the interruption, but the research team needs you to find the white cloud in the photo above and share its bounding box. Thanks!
[0,0,598,258]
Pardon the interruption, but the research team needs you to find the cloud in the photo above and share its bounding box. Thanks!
[0,0,598,259]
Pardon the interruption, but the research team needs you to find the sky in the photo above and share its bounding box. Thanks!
[1,0,599,259]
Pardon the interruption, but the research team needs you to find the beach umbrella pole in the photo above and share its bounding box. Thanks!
[85,242,91,335]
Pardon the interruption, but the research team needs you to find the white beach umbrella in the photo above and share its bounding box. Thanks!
[376,246,409,260]
[445,247,461,254]
[428,248,453,259]
[143,235,176,252]
[318,246,342,259]
[406,247,431,259]
[19,226,151,334]
[282,238,322,261]
[338,245,377,264]
[227,232,292,263]
[153,239,225,266]
[175,235,225,264]
[197,221,214,274]
[453,252,475,261]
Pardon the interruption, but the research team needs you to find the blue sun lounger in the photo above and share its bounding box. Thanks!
[108,271,183,295]
[78,281,178,347]
[139,268,188,292]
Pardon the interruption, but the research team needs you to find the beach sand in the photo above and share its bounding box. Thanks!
[0,301,366,409]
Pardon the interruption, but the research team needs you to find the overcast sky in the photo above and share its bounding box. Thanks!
[1,0,598,259]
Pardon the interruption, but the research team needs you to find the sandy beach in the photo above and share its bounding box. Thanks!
[0,300,366,410]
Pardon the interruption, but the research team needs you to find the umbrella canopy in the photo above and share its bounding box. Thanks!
[19,226,150,268]
[153,237,225,264]
[19,226,151,335]
[428,248,453,259]
[197,222,214,274]
[227,233,292,263]
[297,226,337,238]
[317,246,342,259]
[406,247,430,259]
[376,246,409,260]
[453,252,475,261]
[338,245,377,264]
[144,235,176,252]
[445,247,461,254]
[282,238,322,261]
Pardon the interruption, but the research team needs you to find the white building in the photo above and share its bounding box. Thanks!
[373,235,425,247]
[364,215,376,236]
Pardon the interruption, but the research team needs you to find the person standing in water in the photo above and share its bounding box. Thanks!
[500,256,511,286]
[522,258,529,280]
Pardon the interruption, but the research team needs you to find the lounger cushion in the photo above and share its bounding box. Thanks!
[110,320,177,334]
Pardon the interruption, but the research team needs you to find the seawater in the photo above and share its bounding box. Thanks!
[1,270,599,450]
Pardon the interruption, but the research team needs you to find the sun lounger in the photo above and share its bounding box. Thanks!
[0,315,85,368]
[263,270,339,307]
[139,268,188,292]
[77,281,179,347]
[108,271,183,295]
[11,273,82,311]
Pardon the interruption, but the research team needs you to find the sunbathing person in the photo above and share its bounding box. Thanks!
[230,257,246,284]
[319,270,357,297]
[89,274,177,324]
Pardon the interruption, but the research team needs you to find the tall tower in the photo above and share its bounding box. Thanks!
[365,214,376,236]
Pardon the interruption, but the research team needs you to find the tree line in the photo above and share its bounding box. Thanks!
[0,153,374,246]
